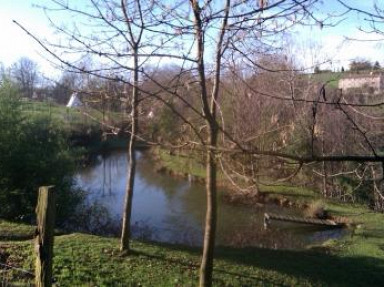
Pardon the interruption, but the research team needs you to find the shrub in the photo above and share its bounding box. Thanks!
[0,80,81,223]
[304,200,328,219]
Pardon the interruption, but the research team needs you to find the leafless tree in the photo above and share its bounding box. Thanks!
[144,1,320,285]
[17,0,163,254]
[337,1,384,40]
[10,57,39,98]
[15,1,384,286]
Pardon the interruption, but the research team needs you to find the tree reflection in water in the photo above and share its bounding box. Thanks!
[74,150,347,249]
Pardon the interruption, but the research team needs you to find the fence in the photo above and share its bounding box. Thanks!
[0,186,199,286]
[0,186,55,287]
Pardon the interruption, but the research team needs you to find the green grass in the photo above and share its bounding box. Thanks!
[154,148,208,179]
[308,72,343,89]
[1,183,384,286]
[259,183,319,197]
[0,219,34,240]
[20,100,127,133]
[257,183,384,261]
[1,226,383,286]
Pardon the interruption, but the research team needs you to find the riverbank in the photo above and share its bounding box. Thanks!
[1,149,384,285]
[149,148,321,209]
[1,215,383,286]
[146,148,384,272]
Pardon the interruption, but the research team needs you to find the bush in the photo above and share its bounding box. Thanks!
[304,200,328,219]
[0,80,81,223]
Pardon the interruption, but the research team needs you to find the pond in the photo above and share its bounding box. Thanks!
[74,149,347,249]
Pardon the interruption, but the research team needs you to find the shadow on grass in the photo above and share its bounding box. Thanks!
[215,246,383,287]
[134,241,384,287]
[126,247,276,286]
[360,229,384,239]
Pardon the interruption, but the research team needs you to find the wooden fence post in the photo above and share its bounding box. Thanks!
[35,186,56,287]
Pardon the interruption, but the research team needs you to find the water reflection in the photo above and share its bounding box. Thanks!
[75,149,347,249]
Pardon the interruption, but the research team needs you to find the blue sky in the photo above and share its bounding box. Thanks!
[0,0,54,72]
[0,0,383,76]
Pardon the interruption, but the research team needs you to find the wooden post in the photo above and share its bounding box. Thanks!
[35,186,56,287]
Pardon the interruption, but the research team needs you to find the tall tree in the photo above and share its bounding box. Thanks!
[52,71,80,104]
[146,1,319,285]
[11,57,39,98]
[189,1,228,284]
[119,0,143,253]
[18,0,160,254]
[17,1,384,286]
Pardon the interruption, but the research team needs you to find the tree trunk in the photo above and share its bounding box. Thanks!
[321,135,328,197]
[199,128,218,287]
[120,46,139,253]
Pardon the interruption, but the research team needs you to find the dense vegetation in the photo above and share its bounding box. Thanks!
[138,64,384,211]
[3,55,383,213]
[0,80,80,222]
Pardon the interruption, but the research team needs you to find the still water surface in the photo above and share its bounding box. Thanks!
[75,150,347,249]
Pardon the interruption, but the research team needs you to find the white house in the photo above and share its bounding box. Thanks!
[338,72,384,94]
[66,92,83,108]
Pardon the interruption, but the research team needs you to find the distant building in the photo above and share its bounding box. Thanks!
[66,92,83,108]
[338,72,384,94]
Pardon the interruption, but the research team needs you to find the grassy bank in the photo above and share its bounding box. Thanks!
[151,148,226,182]
[148,148,384,279]
[152,148,208,179]
[152,147,320,206]
[20,100,127,133]
[1,148,383,286]
[1,219,383,286]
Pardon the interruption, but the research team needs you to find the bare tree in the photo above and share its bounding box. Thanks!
[337,1,384,40]
[17,0,162,254]
[146,1,320,286]
[51,71,80,104]
[119,0,143,253]
[15,1,384,287]
[11,57,39,98]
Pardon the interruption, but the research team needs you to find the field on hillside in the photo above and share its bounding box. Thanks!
[19,100,128,132]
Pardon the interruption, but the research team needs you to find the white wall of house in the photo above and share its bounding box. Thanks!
[66,92,83,108]
[339,73,384,93]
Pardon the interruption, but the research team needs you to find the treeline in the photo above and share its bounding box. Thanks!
[134,60,383,209]
[314,59,382,73]
[2,54,383,210]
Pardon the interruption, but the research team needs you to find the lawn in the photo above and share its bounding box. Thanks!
[1,190,384,286]
[308,72,343,89]
[19,100,128,132]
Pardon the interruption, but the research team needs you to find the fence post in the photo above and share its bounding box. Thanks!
[35,186,56,287]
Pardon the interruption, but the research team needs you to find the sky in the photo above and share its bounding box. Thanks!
[0,0,54,72]
[0,0,383,77]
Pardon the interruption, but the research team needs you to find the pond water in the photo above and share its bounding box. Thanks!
[74,149,347,249]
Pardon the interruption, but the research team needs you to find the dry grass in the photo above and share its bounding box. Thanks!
[304,200,328,219]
